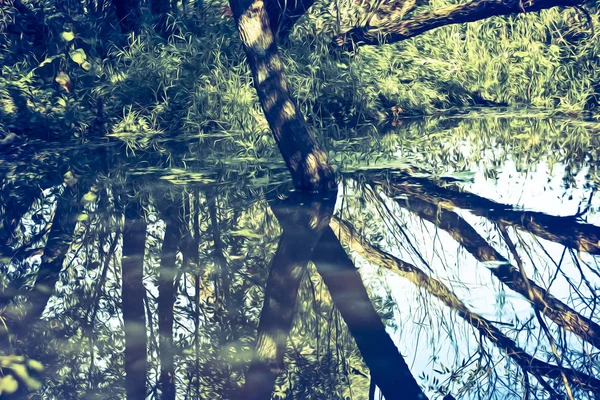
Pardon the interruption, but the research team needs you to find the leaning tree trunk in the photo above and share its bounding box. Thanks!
[334,0,585,48]
[330,217,600,394]
[370,173,600,255]
[313,227,427,400]
[229,0,336,192]
[381,187,600,351]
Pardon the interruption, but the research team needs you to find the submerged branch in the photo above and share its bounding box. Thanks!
[330,217,600,393]
[376,182,600,351]
[378,183,600,350]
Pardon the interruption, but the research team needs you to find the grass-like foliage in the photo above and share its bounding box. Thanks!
[0,0,598,156]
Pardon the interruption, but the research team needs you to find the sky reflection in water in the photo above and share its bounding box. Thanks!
[1,113,599,400]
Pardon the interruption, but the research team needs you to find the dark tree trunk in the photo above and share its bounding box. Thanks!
[241,193,336,399]
[264,0,317,40]
[158,217,179,400]
[113,0,141,31]
[331,217,600,393]
[151,0,170,32]
[378,184,600,350]
[312,227,427,400]
[229,0,336,192]
[121,202,148,400]
[334,0,584,48]
[207,192,230,330]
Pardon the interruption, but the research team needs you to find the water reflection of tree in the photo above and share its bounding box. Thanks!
[2,141,600,400]
[334,177,600,398]
[374,178,600,350]
[312,227,427,400]
[329,217,600,396]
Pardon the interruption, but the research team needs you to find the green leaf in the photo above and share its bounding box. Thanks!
[61,31,75,42]
[83,192,97,202]
[27,360,44,372]
[38,55,62,68]
[0,375,19,395]
[69,49,87,65]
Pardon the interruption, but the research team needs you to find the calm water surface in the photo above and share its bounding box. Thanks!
[1,113,599,399]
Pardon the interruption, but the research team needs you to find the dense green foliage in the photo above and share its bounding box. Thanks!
[1,0,599,149]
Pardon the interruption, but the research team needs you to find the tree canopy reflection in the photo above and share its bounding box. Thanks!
[1,115,600,400]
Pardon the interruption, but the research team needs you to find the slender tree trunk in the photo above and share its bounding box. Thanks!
[121,202,148,400]
[313,227,427,400]
[158,217,179,400]
[334,0,584,48]
[190,189,202,398]
[207,192,231,333]
[378,186,600,350]
[241,193,336,399]
[330,217,600,393]
[229,0,336,192]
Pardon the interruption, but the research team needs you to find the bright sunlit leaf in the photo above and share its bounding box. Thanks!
[69,49,87,65]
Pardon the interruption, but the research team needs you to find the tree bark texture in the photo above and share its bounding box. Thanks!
[229,0,336,192]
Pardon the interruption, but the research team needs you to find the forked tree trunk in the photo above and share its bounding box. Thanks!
[229,0,336,192]
[241,193,336,399]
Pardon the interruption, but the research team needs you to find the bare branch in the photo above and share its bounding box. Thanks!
[331,217,600,394]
